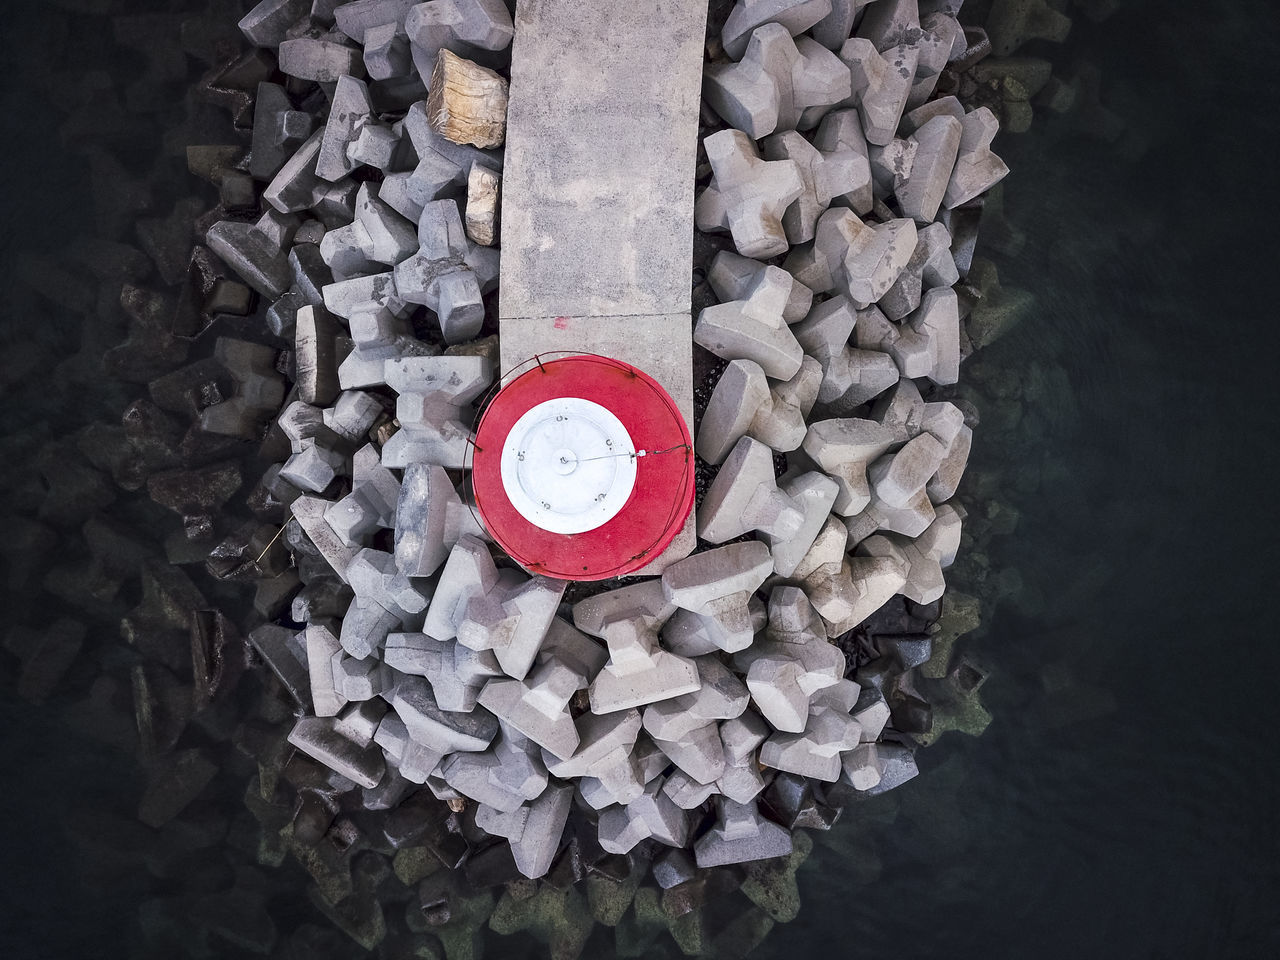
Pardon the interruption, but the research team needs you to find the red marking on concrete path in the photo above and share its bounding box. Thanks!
[553,316,569,329]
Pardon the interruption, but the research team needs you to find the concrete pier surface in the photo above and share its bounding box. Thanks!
[498,0,709,572]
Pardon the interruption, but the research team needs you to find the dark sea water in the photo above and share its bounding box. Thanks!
[2,0,1278,958]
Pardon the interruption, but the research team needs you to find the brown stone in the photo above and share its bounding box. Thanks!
[427,49,508,149]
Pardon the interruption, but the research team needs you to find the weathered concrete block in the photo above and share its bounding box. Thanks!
[762,129,863,244]
[897,114,963,223]
[694,268,805,381]
[694,798,792,867]
[695,129,804,260]
[708,251,813,324]
[278,37,365,83]
[698,436,804,544]
[944,107,1009,208]
[704,23,850,138]
[810,108,874,215]
[722,0,834,60]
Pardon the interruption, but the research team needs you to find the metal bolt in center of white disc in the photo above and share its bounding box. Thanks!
[499,397,638,534]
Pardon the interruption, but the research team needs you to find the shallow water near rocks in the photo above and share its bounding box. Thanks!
[3,0,1279,957]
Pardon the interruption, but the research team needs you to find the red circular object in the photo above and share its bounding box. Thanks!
[470,355,694,580]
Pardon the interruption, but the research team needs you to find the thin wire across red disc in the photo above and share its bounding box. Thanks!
[470,355,694,580]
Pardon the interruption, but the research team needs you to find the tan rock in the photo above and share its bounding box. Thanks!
[427,48,509,149]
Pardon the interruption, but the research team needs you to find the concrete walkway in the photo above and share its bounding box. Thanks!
[497,0,709,573]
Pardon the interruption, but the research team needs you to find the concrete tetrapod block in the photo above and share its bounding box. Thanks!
[698,436,805,544]
[868,431,948,508]
[588,618,701,715]
[306,622,348,717]
[347,547,430,623]
[762,128,864,245]
[598,777,692,854]
[697,358,820,465]
[289,715,386,789]
[382,354,493,468]
[239,0,309,47]
[804,554,908,634]
[694,798,793,867]
[578,735,669,809]
[660,542,772,656]
[291,495,359,582]
[695,129,803,260]
[387,674,498,753]
[384,632,502,712]
[651,719,727,785]
[478,656,587,760]
[394,462,482,577]
[767,471,839,577]
[810,108,874,215]
[801,417,895,515]
[793,296,890,414]
[694,269,806,381]
[945,107,1009,208]
[643,657,750,743]
[544,710,645,804]
[326,444,401,545]
[836,38,915,146]
[394,199,494,343]
[424,536,562,680]
[295,305,341,405]
[362,23,412,80]
[897,114,963,224]
[440,730,548,812]
[708,251,813,324]
[722,0,835,59]
[759,702,861,781]
[278,37,366,84]
[866,136,916,201]
[811,0,876,49]
[704,23,850,138]
[317,75,372,182]
[403,0,515,78]
[509,781,572,879]
[663,770,719,810]
[573,580,677,639]
[764,585,828,644]
[790,207,918,308]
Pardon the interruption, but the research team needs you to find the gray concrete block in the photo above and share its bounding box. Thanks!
[762,129,863,244]
[698,436,804,544]
[945,106,1008,208]
[387,674,498,752]
[897,114,963,224]
[291,495,359,581]
[333,0,419,41]
[363,22,413,79]
[478,656,585,760]
[663,770,718,809]
[306,622,348,717]
[837,37,914,146]
[697,358,818,465]
[382,355,492,468]
[643,657,749,742]
[278,37,366,83]
[759,702,861,781]
[810,108,874,215]
[708,251,813,324]
[589,617,701,715]
[598,778,690,853]
[509,781,572,879]
[694,798,792,867]
[240,0,310,48]
[394,462,477,577]
[206,220,291,299]
[289,715,386,789]
[767,471,839,576]
[811,0,876,49]
[704,24,850,138]
[695,129,804,260]
[722,0,834,60]
[651,720,726,785]
[441,731,548,812]
[694,275,806,381]
[801,416,894,515]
